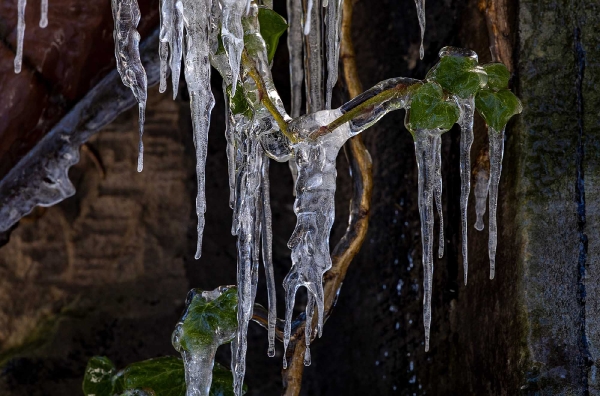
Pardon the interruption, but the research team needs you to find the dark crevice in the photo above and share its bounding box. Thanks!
[573,25,590,395]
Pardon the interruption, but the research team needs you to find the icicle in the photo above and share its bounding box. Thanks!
[304,0,324,112]
[487,127,504,279]
[413,0,425,59]
[286,0,305,193]
[260,158,277,357]
[474,153,489,231]
[457,97,475,284]
[303,0,314,35]
[40,0,48,28]
[170,0,185,99]
[181,0,215,259]
[433,133,444,258]
[158,0,173,93]
[111,0,148,172]
[412,128,443,353]
[220,0,246,94]
[172,287,237,396]
[324,0,342,109]
[14,0,26,73]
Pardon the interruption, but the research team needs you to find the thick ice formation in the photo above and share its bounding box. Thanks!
[304,0,324,112]
[172,287,237,396]
[111,0,148,172]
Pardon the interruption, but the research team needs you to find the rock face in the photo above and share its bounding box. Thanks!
[0,0,599,396]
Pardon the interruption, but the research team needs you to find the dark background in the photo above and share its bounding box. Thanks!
[0,0,599,394]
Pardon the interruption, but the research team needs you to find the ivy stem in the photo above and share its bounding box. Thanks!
[241,51,297,143]
[308,81,420,140]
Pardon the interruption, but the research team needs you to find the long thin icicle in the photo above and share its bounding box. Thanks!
[14,0,26,73]
[487,127,504,279]
[40,0,48,28]
[413,0,425,59]
[111,0,148,172]
[412,128,443,352]
[324,0,343,109]
[181,0,215,260]
[433,134,444,258]
[457,97,475,283]
[303,0,324,112]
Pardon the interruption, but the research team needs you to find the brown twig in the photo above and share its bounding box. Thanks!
[478,0,513,70]
[279,0,373,394]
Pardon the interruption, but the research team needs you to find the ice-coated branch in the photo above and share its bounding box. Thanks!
[0,29,161,234]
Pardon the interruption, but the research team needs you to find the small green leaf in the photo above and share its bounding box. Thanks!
[427,55,486,99]
[210,362,246,396]
[407,82,460,132]
[257,8,287,63]
[122,356,186,396]
[482,63,510,91]
[179,287,238,353]
[475,89,523,130]
[227,84,252,117]
[82,356,117,396]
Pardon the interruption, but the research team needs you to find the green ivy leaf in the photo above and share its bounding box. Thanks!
[227,84,252,117]
[121,356,186,396]
[427,55,486,99]
[82,356,117,396]
[482,63,510,91]
[407,82,460,132]
[83,357,242,396]
[475,89,523,131]
[257,8,288,63]
[179,287,238,353]
[211,362,246,396]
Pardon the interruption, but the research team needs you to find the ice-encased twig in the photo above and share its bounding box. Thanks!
[325,0,343,109]
[457,97,475,284]
[487,127,504,279]
[172,287,237,396]
[111,0,148,172]
[14,0,26,73]
[287,0,304,118]
[0,30,161,233]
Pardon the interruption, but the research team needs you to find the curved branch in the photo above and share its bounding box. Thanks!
[280,1,374,394]
[0,29,161,234]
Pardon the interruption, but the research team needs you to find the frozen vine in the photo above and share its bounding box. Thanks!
[4,1,523,395]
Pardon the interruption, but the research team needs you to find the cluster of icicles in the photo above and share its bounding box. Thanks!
[12,0,507,395]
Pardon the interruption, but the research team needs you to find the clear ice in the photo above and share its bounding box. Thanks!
[324,0,342,109]
[40,0,48,28]
[111,0,148,172]
[487,127,505,279]
[457,97,475,284]
[413,0,425,59]
[219,0,246,94]
[474,154,489,232]
[172,287,237,396]
[14,0,26,73]
[411,127,445,352]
